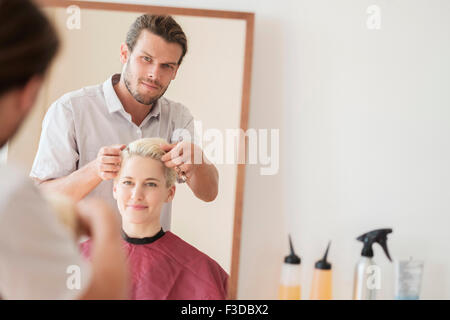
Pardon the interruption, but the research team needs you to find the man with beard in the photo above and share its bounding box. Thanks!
[31,15,219,230]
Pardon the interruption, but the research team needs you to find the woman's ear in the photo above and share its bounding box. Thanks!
[165,185,176,203]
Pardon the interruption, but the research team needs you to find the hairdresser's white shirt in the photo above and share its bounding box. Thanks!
[30,74,196,231]
[0,165,91,299]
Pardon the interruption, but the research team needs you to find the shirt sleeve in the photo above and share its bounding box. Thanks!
[0,174,91,299]
[30,99,79,180]
[182,115,197,145]
[170,104,200,146]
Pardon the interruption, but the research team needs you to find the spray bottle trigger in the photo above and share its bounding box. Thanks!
[378,237,392,262]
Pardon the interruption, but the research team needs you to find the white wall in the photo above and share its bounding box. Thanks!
[80,0,450,299]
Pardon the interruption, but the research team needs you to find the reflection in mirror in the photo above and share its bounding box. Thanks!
[8,1,254,299]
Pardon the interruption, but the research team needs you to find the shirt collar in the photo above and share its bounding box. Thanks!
[103,73,123,114]
[147,97,162,119]
[103,73,162,119]
[121,228,165,245]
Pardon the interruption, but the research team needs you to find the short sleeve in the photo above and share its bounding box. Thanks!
[0,172,91,299]
[30,99,79,180]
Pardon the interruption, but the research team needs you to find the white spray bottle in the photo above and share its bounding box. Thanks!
[353,228,393,300]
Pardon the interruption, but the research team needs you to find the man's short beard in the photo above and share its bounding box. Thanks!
[123,62,167,106]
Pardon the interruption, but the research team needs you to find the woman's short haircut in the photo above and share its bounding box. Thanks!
[121,138,177,187]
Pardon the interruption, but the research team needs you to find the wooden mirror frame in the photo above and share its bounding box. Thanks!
[36,0,254,300]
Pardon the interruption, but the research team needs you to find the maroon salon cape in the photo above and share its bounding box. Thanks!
[80,229,228,300]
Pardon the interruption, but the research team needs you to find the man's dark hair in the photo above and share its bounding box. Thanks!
[0,0,59,97]
[126,14,187,65]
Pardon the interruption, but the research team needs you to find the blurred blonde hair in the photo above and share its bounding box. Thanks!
[42,192,83,239]
[121,138,177,187]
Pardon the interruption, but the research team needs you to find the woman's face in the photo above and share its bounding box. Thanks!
[113,155,175,225]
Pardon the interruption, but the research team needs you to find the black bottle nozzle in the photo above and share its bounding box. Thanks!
[315,241,332,270]
[284,234,301,265]
[357,228,393,261]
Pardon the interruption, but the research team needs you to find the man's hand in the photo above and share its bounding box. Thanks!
[94,144,126,181]
[160,141,205,180]
[160,141,218,202]
[35,145,126,202]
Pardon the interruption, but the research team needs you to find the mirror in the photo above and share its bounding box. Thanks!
[7,0,253,299]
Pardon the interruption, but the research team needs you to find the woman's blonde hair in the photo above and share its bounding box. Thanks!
[42,192,83,239]
[121,138,177,187]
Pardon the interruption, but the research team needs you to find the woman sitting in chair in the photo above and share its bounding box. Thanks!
[80,137,228,300]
